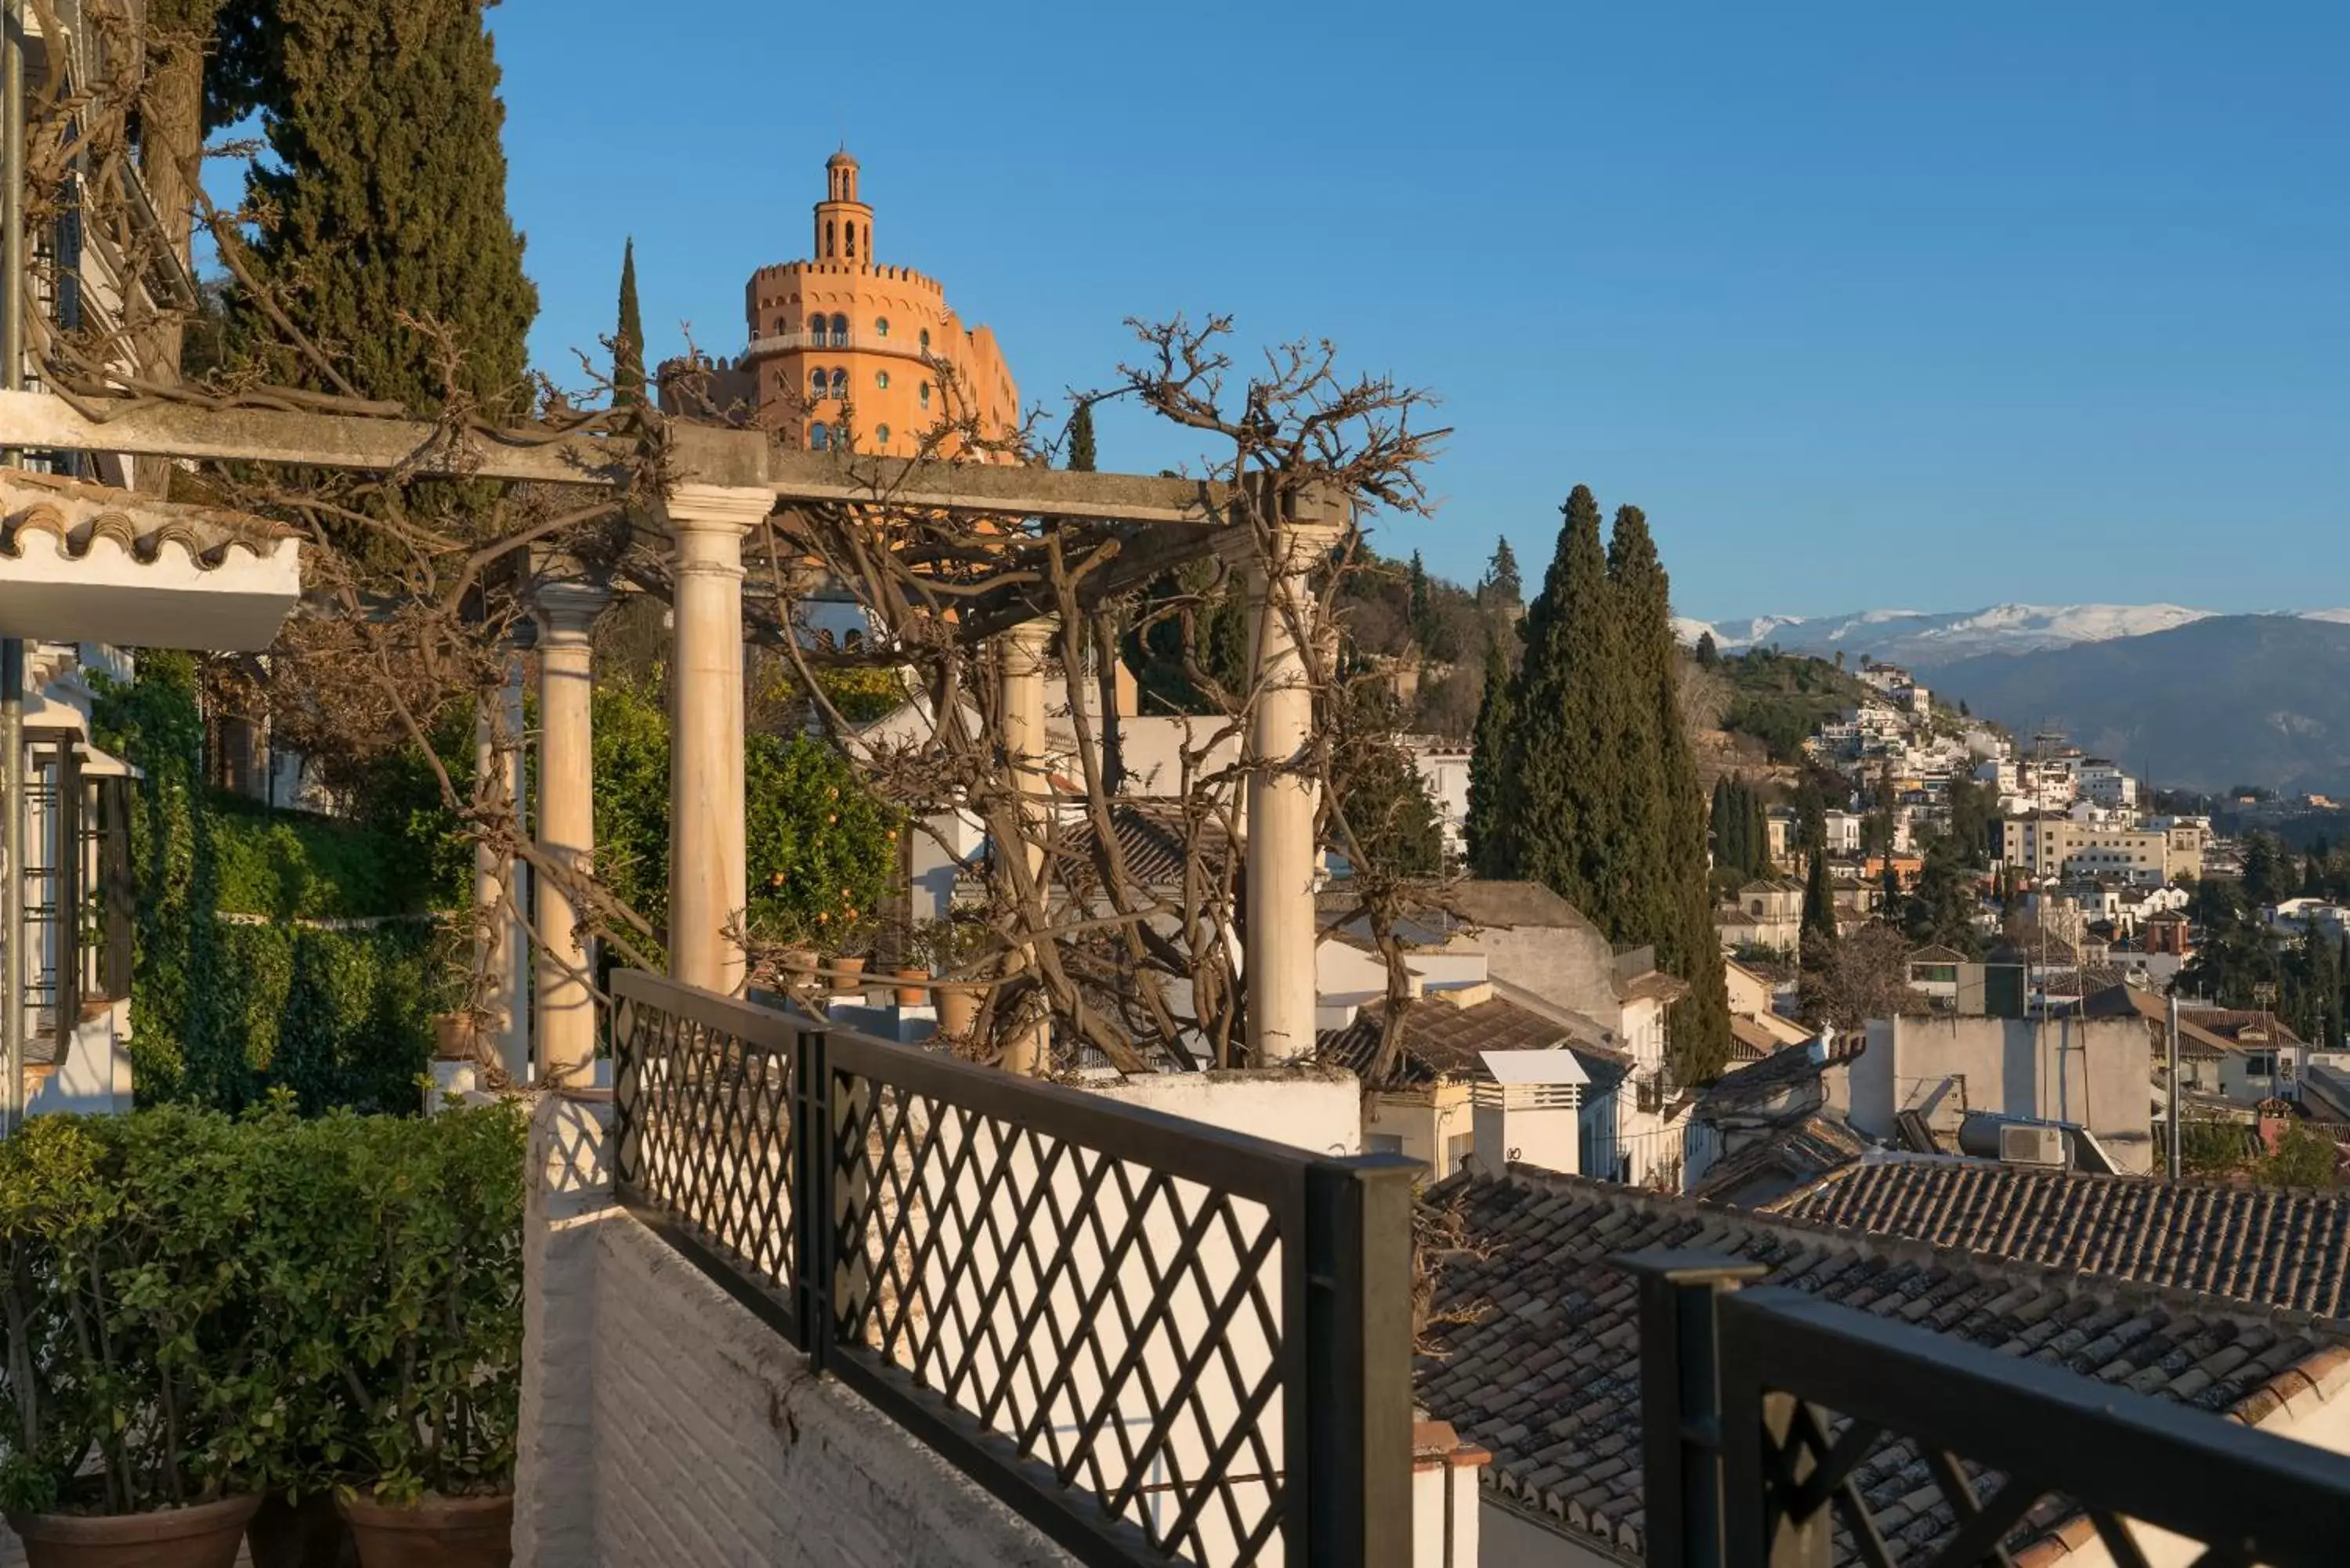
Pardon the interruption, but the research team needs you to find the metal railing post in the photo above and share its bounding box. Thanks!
[1618,1249,1769,1568]
[1302,1153,1419,1568]
[1717,1295,1831,1568]
[828,1050,874,1355]
[790,1024,830,1367]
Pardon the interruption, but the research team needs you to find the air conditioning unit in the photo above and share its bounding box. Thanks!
[1998,1123,2066,1167]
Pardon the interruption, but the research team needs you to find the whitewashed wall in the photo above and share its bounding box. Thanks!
[515,1096,1075,1568]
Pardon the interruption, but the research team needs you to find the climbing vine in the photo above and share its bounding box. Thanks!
[89,655,458,1113]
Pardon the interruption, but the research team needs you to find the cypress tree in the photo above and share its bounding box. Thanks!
[1710,777,1734,874]
[1482,536,1522,605]
[1802,848,1838,970]
[1408,551,1434,647]
[1066,402,1098,472]
[1464,636,1515,874]
[1607,503,1731,1082]
[1490,486,1629,918]
[1748,786,1770,875]
[614,237,645,406]
[236,0,537,420]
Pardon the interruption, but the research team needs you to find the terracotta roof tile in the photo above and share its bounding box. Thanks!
[1418,1168,2348,1566]
[1770,1158,2350,1319]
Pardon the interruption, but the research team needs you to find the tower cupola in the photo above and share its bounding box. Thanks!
[814,148,873,266]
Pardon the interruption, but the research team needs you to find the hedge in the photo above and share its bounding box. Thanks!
[90,655,461,1114]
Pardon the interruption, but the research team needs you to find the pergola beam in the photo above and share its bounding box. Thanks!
[0,389,1234,523]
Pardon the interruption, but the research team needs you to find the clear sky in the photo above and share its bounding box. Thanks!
[489,1,2347,622]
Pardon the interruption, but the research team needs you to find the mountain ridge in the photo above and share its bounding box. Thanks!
[1675,602,2350,667]
[1911,616,2350,794]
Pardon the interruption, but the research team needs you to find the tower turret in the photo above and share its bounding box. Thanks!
[814,148,872,266]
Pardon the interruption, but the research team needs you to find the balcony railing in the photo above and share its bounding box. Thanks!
[609,969,1416,1568]
[1623,1250,2350,1567]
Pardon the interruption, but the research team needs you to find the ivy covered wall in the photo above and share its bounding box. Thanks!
[90,655,461,1115]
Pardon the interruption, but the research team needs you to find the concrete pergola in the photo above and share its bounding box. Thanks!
[0,389,1343,1081]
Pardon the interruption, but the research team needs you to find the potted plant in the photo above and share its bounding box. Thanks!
[813,906,873,994]
[1,1111,277,1568]
[331,1105,526,1568]
[881,915,931,1006]
[915,915,993,1038]
[241,1100,374,1568]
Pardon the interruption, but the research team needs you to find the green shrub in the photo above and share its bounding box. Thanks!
[0,1103,526,1514]
[0,1110,278,1515]
[595,677,900,954]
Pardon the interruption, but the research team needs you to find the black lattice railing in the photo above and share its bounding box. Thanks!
[1623,1251,2350,1568]
[609,969,1415,1568]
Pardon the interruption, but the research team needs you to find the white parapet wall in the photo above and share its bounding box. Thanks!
[1083,1063,1365,1156]
[514,1094,1076,1568]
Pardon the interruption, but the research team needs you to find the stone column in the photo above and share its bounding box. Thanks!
[997,619,1054,1074]
[476,650,531,1080]
[533,579,611,1086]
[1244,491,1344,1064]
[662,483,771,995]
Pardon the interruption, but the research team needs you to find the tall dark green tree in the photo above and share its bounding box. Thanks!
[613,237,645,406]
[234,0,537,420]
[1480,536,1522,605]
[1488,488,1630,918]
[1408,551,1435,648]
[1066,402,1098,472]
[1694,630,1720,668]
[1464,637,1515,873]
[1800,847,1838,970]
[1607,503,1732,1082]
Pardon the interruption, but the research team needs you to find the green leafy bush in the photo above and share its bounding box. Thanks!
[0,1104,526,1515]
[0,1110,278,1515]
[595,677,900,955]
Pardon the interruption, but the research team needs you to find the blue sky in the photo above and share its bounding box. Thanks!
[488,2,2346,621]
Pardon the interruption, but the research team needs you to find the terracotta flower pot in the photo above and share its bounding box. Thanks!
[937,982,982,1038]
[830,955,869,993]
[894,966,931,1006]
[431,1012,479,1063]
[245,1491,356,1568]
[7,1494,262,1568]
[337,1491,512,1568]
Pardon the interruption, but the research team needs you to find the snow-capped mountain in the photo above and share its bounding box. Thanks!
[1672,603,2350,667]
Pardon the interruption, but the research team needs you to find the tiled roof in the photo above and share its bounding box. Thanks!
[0,468,294,568]
[1434,880,1598,932]
[1417,1167,2350,1564]
[1726,1014,1780,1060]
[1687,1113,1872,1206]
[1694,1036,1844,1112]
[1318,995,1572,1085]
[963,803,1233,892]
[1615,970,1690,1006]
[1770,1156,2350,1319]
[2077,984,2225,1059]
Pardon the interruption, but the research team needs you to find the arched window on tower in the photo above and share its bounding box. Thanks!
[810,369,827,400]
[844,225,857,259]
[874,370,890,391]
[830,313,849,347]
[919,328,931,355]
[875,317,891,339]
[825,220,835,258]
[920,381,931,410]
[876,425,891,445]
[830,368,848,400]
[811,423,830,450]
